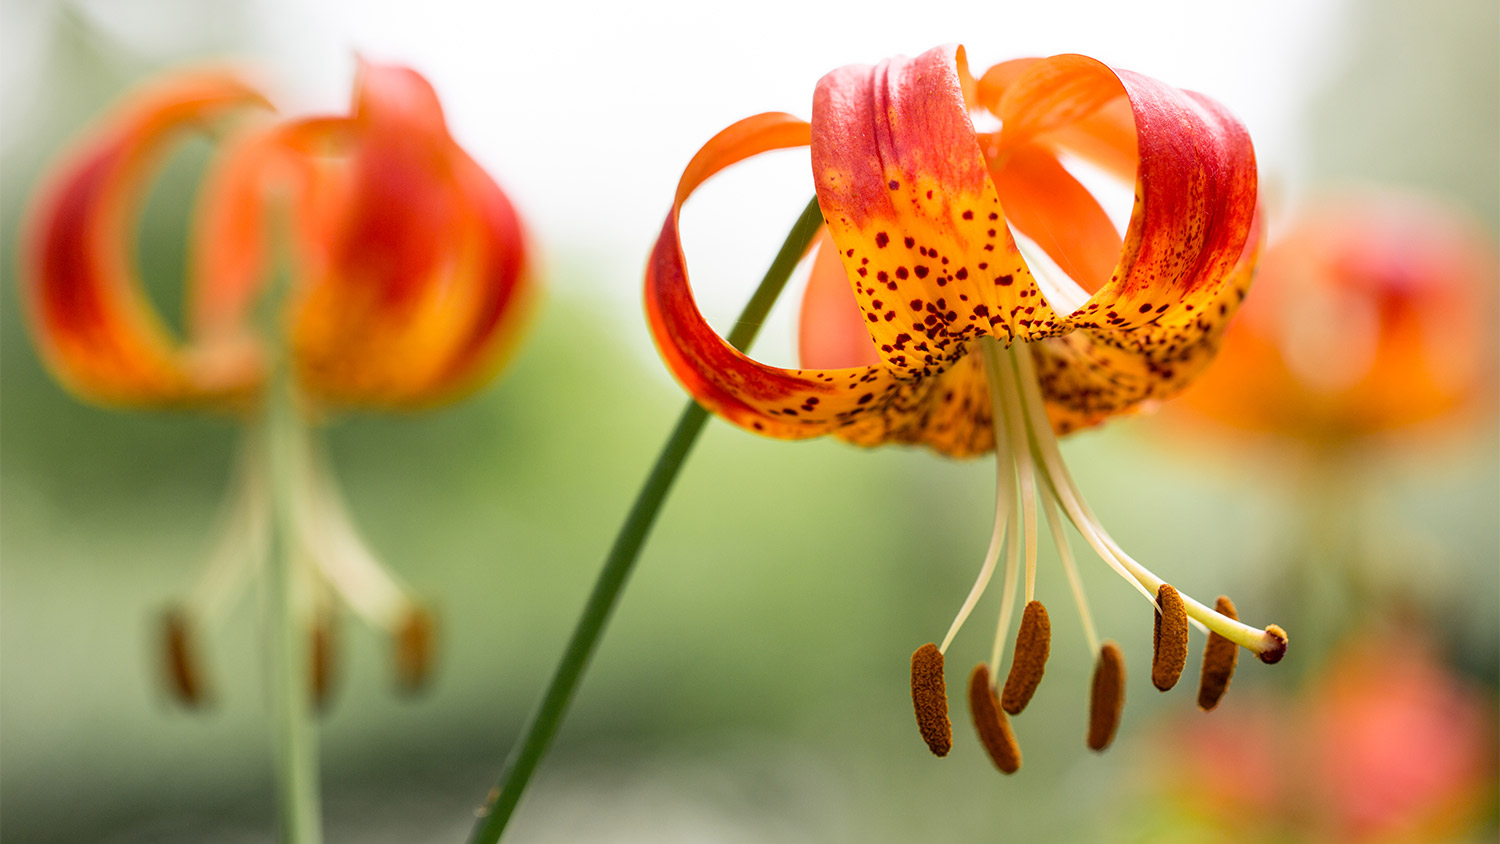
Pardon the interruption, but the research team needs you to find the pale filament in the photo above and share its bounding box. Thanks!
[189,431,271,625]
[292,427,411,629]
[1007,342,1280,655]
[939,336,1023,655]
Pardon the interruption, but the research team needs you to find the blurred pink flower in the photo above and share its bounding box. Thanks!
[1145,631,1496,843]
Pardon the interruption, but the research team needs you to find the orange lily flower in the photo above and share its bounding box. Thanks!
[646,45,1285,768]
[1171,192,1497,447]
[22,63,533,704]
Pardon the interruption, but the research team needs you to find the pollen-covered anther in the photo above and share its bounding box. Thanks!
[1001,600,1050,715]
[968,663,1021,773]
[910,643,952,757]
[161,607,210,707]
[1257,624,1289,665]
[1087,641,1125,752]
[1197,595,1239,711]
[393,604,437,693]
[310,611,339,711]
[1151,584,1189,692]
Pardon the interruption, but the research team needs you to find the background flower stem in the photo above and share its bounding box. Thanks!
[265,358,324,844]
[465,195,825,844]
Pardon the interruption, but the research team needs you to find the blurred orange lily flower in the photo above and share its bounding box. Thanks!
[646,45,1284,768]
[21,62,533,704]
[1172,192,1497,447]
[1141,629,1496,844]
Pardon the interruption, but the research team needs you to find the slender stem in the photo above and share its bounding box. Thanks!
[465,196,825,844]
[265,362,324,844]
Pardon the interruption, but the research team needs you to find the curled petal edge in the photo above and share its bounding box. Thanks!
[645,113,905,439]
[22,71,270,409]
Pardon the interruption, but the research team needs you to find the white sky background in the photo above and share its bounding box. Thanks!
[5,0,1347,367]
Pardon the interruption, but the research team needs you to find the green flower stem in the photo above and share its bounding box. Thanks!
[465,196,825,844]
[264,358,324,844]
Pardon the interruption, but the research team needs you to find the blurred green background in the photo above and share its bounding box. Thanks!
[2,1,1496,842]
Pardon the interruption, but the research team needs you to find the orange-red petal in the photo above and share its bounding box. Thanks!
[650,47,1259,450]
[812,45,1061,381]
[645,113,914,439]
[285,63,533,409]
[21,71,270,408]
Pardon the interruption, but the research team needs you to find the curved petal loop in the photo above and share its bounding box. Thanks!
[995,55,1257,332]
[812,44,1061,383]
[285,63,533,409]
[645,113,902,439]
[21,72,270,408]
[645,113,1003,455]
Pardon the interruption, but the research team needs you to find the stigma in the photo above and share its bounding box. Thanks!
[908,336,1286,770]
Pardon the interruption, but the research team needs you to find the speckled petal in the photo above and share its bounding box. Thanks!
[812,45,1061,383]
[1030,221,1260,434]
[20,71,269,408]
[975,54,1259,432]
[993,54,1257,332]
[645,112,910,439]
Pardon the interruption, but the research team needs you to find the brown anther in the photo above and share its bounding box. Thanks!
[910,643,951,757]
[394,605,437,693]
[968,664,1021,773]
[161,608,209,707]
[1257,624,1288,665]
[1151,584,1189,692]
[1087,641,1125,751]
[1001,600,1050,715]
[310,611,338,711]
[1197,595,1239,711]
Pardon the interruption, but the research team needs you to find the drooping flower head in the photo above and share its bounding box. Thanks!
[1171,191,1497,447]
[22,63,533,704]
[646,45,1284,769]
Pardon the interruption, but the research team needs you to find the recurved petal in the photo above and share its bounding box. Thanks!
[993,55,1256,332]
[21,71,270,408]
[645,112,909,439]
[287,63,532,409]
[812,45,1062,381]
[975,54,1258,432]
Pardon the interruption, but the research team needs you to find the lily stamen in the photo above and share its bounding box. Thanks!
[1041,492,1099,656]
[297,432,415,630]
[1151,584,1189,692]
[184,435,269,625]
[1196,596,1240,711]
[1001,600,1051,715]
[161,608,210,706]
[968,664,1022,774]
[937,364,1017,655]
[1008,342,1286,661]
[925,333,1287,763]
[910,643,953,757]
